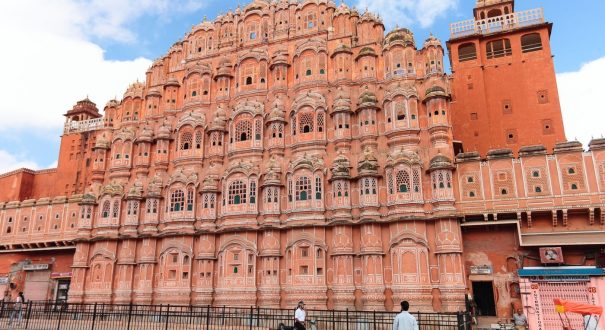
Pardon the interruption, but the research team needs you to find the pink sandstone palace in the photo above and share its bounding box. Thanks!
[1,0,604,328]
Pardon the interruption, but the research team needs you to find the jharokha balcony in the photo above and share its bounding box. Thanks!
[450,8,544,39]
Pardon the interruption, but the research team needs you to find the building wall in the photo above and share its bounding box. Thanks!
[447,6,566,155]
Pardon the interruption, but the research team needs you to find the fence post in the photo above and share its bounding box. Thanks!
[56,301,65,330]
[456,311,464,330]
[206,305,211,330]
[164,304,170,330]
[249,306,253,330]
[25,301,32,329]
[416,311,421,328]
[127,302,133,330]
[91,302,97,330]
[332,309,335,329]
[346,308,349,330]
[256,306,260,328]
[373,310,376,330]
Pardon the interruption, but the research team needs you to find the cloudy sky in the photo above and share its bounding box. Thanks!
[0,0,603,173]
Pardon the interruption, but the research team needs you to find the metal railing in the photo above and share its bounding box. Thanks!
[450,8,544,38]
[0,301,471,330]
[63,117,104,134]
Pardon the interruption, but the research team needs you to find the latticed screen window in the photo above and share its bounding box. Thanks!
[189,78,199,97]
[296,176,311,201]
[266,188,273,203]
[195,131,202,149]
[291,114,297,135]
[388,173,394,194]
[101,201,110,218]
[112,200,120,218]
[180,131,193,150]
[413,169,421,192]
[446,172,451,188]
[250,181,256,203]
[146,199,158,214]
[170,190,185,212]
[187,188,194,211]
[228,180,247,204]
[127,201,138,215]
[317,112,324,132]
[361,178,377,195]
[288,179,293,202]
[255,119,262,140]
[396,170,410,192]
[315,176,322,199]
[235,120,252,141]
[299,113,314,133]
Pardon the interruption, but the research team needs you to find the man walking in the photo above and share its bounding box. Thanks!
[393,301,418,330]
[294,301,306,330]
[8,291,24,326]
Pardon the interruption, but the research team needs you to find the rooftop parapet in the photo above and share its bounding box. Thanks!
[589,138,605,151]
[486,148,513,160]
[455,151,481,163]
[450,7,544,39]
[553,141,583,154]
[518,145,547,157]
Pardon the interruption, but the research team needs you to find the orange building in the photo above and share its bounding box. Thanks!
[447,0,566,156]
[0,0,603,325]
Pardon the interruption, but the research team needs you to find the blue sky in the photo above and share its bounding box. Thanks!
[0,0,603,173]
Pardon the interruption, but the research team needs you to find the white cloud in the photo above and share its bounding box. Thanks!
[355,0,458,29]
[557,56,605,146]
[0,0,208,132]
[0,150,40,173]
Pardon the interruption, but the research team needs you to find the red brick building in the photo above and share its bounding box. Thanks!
[0,0,602,326]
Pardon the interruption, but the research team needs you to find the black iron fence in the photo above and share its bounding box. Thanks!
[0,301,471,330]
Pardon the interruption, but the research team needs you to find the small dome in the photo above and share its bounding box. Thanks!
[385,28,415,47]
[422,34,442,49]
[429,155,453,170]
[164,77,180,87]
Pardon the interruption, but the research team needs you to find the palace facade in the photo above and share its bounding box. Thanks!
[0,0,603,327]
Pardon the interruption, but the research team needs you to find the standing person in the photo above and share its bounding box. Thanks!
[392,301,419,330]
[465,288,477,324]
[8,292,24,326]
[512,308,527,330]
[294,301,306,330]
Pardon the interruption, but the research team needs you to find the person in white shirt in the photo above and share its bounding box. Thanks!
[294,301,306,330]
[512,308,527,330]
[393,301,419,330]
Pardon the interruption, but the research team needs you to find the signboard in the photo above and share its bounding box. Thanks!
[23,264,49,271]
[50,272,72,278]
[0,277,9,285]
[470,265,492,275]
[539,247,564,264]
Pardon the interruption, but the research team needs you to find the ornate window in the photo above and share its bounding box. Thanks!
[315,176,322,199]
[521,33,542,53]
[180,131,193,150]
[412,169,421,193]
[299,113,314,133]
[146,199,158,214]
[235,120,252,142]
[170,189,185,212]
[101,201,110,218]
[396,170,410,193]
[187,188,194,211]
[228,180,247,205]
[250,181,257,204]
[195,131,203,149]
[296,176,312,201]
[127,201,138,215]
[112,200,120,218]
[255,119,262,140]
[458,43,477,62]
[317,112,324,132]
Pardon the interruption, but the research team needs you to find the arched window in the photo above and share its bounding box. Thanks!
[396,170,410,193]
[299,113,314,133]
[228,180,247,204]
[180,131,193,150]
[487,9,502,18]
[438,172,445,188]
[458,43,477,62]
[235,120,252,142]
[186,187,194,211]
[317,112,324,132]
[486,39,512,59]
[567,167,575,174]
[250,181,257,204]
[246,76,253,85]
[521,33,542,53]
[170,189,185,212]
[101,201,110,218]
[296,176,311,201]
[112,200,120,218]
[195,131,203,149]
[315,176,322,199]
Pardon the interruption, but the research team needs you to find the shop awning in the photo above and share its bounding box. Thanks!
[518,266,605,277]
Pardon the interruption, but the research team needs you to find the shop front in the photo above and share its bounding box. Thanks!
[519,267,605,330]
